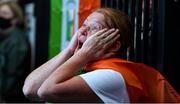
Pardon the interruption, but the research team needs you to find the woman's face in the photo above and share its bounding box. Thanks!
[76,12,107,51]
[0,4,14,19]
[0,4,14,31]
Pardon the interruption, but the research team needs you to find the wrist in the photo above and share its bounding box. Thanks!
[65,48,74,56]
[75,49,91,63]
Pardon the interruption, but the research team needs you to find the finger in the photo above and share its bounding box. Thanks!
[71,32,80,43]
[101,31,120,46]
[74,46,79,53]
[94,28,108,36]
[104,29,119,40]
[98,28,116,39]
[86,28,108,41]
[98,29,119,45]
[73,33,79,40]
[104,34,120,48]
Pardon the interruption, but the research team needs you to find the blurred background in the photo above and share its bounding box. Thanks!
[0,0,179,102]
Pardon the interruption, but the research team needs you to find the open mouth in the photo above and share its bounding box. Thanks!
[78,35,86,49]
[79,41,83,49]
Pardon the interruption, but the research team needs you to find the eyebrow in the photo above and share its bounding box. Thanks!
[84,19,105,27]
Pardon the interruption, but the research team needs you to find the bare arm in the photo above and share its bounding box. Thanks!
[22,48,73,100]
[23,30,79,100]
[37,49,100,102]
[37,29,120,102]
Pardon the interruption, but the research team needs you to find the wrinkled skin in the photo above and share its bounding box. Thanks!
[23,11,121,103]
[68,12,120,62]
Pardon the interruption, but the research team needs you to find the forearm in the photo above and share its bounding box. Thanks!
[38,50,88,93]
[23,48,73,98]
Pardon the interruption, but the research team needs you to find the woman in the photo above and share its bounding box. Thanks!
[23,8,180,103]
[0,1,30,102]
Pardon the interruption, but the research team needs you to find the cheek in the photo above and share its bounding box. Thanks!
[87,31,94,38]
[78,27,85,33]
[87,30,99,37]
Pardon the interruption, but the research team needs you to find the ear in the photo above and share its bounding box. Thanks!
[108,41,121,53]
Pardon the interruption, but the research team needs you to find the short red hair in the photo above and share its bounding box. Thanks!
[94,8,132,55]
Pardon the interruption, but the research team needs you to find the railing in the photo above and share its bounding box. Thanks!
[101,0,165,72]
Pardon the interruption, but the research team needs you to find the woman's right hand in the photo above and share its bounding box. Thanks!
[67,30,79,55]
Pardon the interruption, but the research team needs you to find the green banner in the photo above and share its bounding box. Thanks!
[49,0,62,59]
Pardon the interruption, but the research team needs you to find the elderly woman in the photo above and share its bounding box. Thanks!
[23,8,180,103]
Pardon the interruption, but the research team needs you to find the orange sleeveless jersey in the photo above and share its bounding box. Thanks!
[84,58,180,103]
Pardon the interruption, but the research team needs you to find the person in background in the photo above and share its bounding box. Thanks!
[0,1,30,102]
[23,8,180,103]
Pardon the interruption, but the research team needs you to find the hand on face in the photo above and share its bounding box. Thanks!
[67,26,92,55]
[68,12,120,60]
[78,28,120,62]
[67,30,79,55]
[68,25,102,55]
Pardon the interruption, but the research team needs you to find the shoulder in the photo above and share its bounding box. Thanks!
[79,69,125,89]
[79,69,130,103]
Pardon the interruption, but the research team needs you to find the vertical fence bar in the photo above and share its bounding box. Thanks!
[101,0,108,7]
[150,0,157,68]
[35,0,50,67]
[116,0,120,9]
[142,0,150,64]
[111,0,115,7]
[101,0,105,7]
[156,0,165,72]
[119,0,129,59]
[122,0,129,14]
[106,0,111,7]
[117,0,123,10]
[122,0,125,11]
[127,0,136,61]
[134,0,143,62]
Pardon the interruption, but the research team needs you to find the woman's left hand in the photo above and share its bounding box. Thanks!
[78,28,120,62]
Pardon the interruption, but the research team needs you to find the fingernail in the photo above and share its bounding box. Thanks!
[116,29,119,32]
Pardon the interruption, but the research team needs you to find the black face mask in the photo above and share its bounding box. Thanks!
[0,17,12,30]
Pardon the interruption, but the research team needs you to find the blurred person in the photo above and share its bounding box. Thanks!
[0,1,30,102]
[23,8,180,103]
